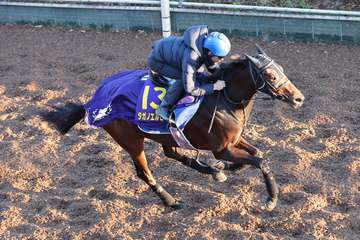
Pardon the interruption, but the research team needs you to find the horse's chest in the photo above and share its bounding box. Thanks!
[219,102,255,144]
[224,124,244,145]
[216,112,243,143]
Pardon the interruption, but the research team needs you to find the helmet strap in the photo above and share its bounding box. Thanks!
[202,48,214,70]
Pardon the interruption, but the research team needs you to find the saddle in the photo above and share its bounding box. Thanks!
[149,70,172,87]
[135,73,204,150]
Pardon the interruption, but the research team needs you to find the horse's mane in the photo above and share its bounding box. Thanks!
[208,57,248,82]
[224,58,248,70]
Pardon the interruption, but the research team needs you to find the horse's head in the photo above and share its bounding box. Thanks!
[245,45,305,109]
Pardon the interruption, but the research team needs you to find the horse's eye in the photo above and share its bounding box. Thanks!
[264,69,277,82]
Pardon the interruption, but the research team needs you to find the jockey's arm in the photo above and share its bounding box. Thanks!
[196,62,226,86]
[182,50,215,97]
[196,72,212,84]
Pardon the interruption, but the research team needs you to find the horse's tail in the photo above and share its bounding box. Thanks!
[42,102,85,135]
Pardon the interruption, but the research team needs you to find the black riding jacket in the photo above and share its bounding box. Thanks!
[147,25,214,96]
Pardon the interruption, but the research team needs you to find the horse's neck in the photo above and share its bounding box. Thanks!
[221,63,257,125]
[201,61,257,120]
[226,63,256,102]
[189,63,257,145]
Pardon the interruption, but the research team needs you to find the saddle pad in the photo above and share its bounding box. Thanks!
[84,69,203,149]
[138,95,203,150]
[173,96,203,130]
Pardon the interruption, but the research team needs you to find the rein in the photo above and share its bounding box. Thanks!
[223,87,273,105]
[207,71,224,134]
[207,92,220,134]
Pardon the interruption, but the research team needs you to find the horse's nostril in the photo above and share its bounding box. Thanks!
[294,98,303,103]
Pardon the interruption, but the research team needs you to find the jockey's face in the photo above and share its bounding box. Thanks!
[204,51,224,72]
[202,48,225,72]
[209,51,225,64]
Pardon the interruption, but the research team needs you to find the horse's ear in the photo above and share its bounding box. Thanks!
[230,54,241,60]
[245,54,262,68]
[255,44,267,56]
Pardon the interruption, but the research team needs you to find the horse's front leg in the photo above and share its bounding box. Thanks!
[213,144,279,211]
[235,136,259,156]
[162,145,227,182]
[221,136,259,172]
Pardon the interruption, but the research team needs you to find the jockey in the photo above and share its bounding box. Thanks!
[147,25,231,121]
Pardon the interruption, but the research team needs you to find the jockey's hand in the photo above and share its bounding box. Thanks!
[213,80,226,91]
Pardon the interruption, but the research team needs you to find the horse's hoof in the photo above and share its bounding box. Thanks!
[169,201,184,210]
[260,197,277,211]
[212,171,227,182]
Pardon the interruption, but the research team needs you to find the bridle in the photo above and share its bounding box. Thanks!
[249,59,290,101]
[222,58,288,106]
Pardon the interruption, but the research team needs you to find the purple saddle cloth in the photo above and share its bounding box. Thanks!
[84,70,147,127]
[84,70,203,133]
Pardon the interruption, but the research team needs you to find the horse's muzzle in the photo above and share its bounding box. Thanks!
[291,94,305,109]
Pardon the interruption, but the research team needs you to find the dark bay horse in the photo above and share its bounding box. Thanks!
[43,45,305,211]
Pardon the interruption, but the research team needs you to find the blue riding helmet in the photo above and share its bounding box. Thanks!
[203,32,231,57]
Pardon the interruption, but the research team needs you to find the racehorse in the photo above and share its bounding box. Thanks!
[43,45,305,211]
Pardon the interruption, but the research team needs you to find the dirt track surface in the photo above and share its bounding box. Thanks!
[0,24,359,239]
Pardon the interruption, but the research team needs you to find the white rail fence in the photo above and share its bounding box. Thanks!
[1,0,359,42]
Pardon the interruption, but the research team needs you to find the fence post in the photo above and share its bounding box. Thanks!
[161,0,171,38]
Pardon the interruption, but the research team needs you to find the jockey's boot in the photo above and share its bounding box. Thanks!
[156,80,184,122]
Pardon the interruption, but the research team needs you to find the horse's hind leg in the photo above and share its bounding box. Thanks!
[162,145,227,182]
[131,150,183,209]
[103,121,182,209]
